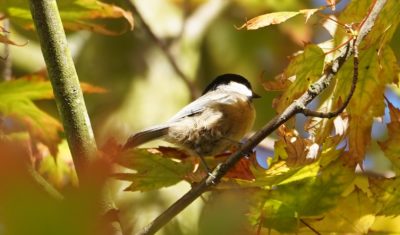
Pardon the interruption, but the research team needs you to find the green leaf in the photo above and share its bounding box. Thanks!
[308,188,376,233]
[251,161,320,189]
[115,148,194,192]
[370,176,400,216]
[0,78,62,154]
[38,140,78,188]
[334,46,397,163]
[273,45,325,113]
[253,159,355,233]
[238,8,320,30]
[1,0,134,35]
[378,101,400,172]
[336,0,400,49]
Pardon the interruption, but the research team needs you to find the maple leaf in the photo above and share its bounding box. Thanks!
[378,101,400,173]
[238,9,320,30]
[334,47,397,164]
[273,45,325,113]
[0,0,134,35]
[114,148,194,192]
[250,159,355,233]
[0,78,62,154]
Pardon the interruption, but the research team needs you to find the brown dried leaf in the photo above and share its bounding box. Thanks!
[262,73,291,91]
[80,82,107,94]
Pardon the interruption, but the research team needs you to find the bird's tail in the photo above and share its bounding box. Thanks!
[123,125,169,150]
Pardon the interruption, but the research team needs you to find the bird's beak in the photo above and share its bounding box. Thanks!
[252,92,261,99]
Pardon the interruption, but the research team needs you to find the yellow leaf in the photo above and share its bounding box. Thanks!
[378,101,400,172]
[238,11,301,30]
[299,8,320,23]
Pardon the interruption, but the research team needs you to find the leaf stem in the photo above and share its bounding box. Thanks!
[2,18,12,81]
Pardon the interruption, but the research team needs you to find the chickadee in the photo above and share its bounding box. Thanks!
[124,74,260,172]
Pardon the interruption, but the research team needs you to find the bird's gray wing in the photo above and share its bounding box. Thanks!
[167,92,228,122]
[123,124,169,149]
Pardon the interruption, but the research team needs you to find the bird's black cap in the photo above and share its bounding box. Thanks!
[203,74,251,94]
[202,74,260,98]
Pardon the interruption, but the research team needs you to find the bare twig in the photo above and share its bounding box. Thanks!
[300,219,321,235]
[124,1,200,100]
[137,0,387,234]
[301,37,359,118]
[2,18,12,81]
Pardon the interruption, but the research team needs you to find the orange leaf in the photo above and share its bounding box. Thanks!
[80,82,107,94]
[225,152,256,180]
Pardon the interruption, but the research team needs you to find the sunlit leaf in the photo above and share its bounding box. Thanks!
[309,188,376,233]
[238,11,301,30]
[299,8,320,23]
[238,8,320,30]
[370,177,400,216]
[1,0,134,35]
[114,148,194,192]
[0,77,62,154]
[274,45,325,113]
[251,161,320,188]
[378,101,400,172]
[335,0,400,49]
[38,140,78,189]
[334,46,397,164]
[252,159,355,233]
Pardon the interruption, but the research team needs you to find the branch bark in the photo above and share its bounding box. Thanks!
[137,0,387,234]
[29,0,121,234]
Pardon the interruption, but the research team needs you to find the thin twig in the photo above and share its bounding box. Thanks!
[25,163,64,200]
[124,1,199,100]
[137,1,387,234]
[2,18,12,81]
[301,37,359,118]
[300,219,321,235]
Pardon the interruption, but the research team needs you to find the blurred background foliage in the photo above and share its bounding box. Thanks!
[1,0,400,234]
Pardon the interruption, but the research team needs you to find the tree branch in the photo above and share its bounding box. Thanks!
[124,1,200,100]
[29,0,122,234]
[137,0,387,234]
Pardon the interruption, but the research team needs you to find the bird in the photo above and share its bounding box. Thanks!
[123,73,259,172]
